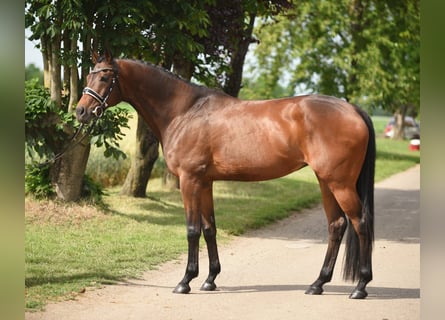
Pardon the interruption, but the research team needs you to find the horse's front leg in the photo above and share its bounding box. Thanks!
[173,177,221,293]
[199,182,221,291]
[172,223,201,294]
[173,177,203,294]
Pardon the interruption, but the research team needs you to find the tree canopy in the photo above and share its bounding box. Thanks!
[242,0,419,117]
[25,0,293,200]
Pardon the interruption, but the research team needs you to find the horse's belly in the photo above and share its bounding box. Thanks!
[210,148,306,181]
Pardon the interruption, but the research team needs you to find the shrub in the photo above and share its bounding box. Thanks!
[25,79,131,200]
[81,174,104,204]
[25,164,55,199]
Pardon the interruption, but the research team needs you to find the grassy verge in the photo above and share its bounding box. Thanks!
[25,116,419,311]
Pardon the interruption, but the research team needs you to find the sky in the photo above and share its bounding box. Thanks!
[25,29,43,69]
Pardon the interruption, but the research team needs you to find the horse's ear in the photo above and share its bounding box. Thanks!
[103,49,114,63]
[92,51,99,64]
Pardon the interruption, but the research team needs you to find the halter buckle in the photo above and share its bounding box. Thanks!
[92,105,104,118]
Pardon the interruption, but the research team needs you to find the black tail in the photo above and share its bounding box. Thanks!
[343,107,376,281]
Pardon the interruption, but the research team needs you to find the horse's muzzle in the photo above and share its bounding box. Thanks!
[76,105,91,123]
[76,105,105,124]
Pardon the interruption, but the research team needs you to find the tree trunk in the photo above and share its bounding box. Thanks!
[68,39,79,112]
[50,139,91,201]
[46,28,90,201]
[392,105,408,140]
[224,13,256,98]
[41,36,51,89]
[50,41,62,108]
[172,56,194,80]
[120,114,159,197]
[81,34,92,87]
[63,32,70,100]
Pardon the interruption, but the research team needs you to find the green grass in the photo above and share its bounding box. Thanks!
[371,115,420,180]
[25,198,188,310]
[375,138,420,180]
[371,115,391,136]
[25,116,420,311]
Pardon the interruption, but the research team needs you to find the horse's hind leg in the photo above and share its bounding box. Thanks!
[331,184,373,299]
[306,179,347,295]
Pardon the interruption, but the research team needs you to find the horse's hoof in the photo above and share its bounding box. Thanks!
[349,289,368,299]
[200,281,217,291]
[305,286,323,295]
[173,283,191,294]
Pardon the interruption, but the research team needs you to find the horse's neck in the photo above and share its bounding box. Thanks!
[117,60,201,141]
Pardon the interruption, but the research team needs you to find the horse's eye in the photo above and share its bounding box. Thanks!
[100,76,109,82]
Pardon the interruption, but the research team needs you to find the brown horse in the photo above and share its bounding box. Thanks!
[76,52,375,299]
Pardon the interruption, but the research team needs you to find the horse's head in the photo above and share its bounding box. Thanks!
[76,51,120,124]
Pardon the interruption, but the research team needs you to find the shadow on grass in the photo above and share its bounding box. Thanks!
[104,177,321,236]
[101,191,184,226]
[25,272,121,288]
[106,203,184,226]
[208,178,320,234]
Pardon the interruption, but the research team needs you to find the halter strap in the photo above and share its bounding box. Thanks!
[83,87,108,106]
[90,67,115,74]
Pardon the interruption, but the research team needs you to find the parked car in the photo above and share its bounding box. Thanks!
[384,116,420,139]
